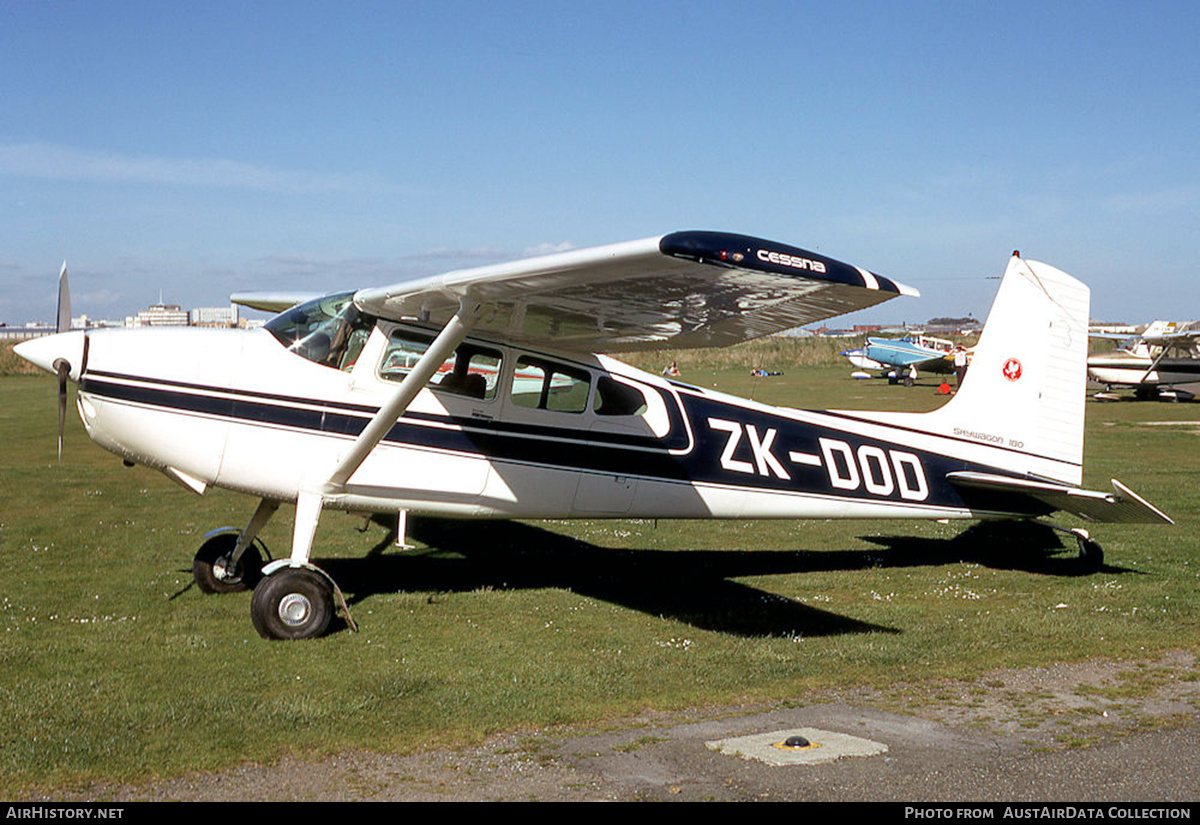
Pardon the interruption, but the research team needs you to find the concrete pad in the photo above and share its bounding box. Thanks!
[706,727,888,767]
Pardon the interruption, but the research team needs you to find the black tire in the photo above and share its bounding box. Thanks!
[1079,538,1104,571]
[250,568,334,640]
[193,533,264,594]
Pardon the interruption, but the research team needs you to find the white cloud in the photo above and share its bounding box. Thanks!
[522,241,575,257]
[0,142,392,194]
[407,246,511,261]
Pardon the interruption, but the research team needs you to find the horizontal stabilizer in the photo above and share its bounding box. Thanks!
[947,472,1173,524]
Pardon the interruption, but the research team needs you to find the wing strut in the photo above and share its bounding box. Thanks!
[282,298,485,570]
[323,298,485,492]
[1137,343,1175,389]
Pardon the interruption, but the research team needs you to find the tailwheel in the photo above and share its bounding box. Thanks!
[250,568,334,640]
[1071,529,1104,571]
[193,532,264,594]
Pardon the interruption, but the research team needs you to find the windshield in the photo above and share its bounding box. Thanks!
[265,292,373,370]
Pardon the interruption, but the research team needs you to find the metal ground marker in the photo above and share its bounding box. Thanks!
[706,727,887,767]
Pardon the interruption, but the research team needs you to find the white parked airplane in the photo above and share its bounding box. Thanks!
[15,232,1172,640]
[1088,321,1200,401]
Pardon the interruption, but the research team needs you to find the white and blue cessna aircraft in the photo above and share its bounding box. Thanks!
[15,231,1171,640]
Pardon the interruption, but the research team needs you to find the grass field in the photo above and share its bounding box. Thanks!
[1,343,1198,796]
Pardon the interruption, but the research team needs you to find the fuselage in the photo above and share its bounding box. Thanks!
[45,316,1055,524]
[1086,350,1200,390]
[844,335,955,375]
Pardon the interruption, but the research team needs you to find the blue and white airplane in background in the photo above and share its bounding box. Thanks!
[842,333,962,385]
[15,232,1171,640]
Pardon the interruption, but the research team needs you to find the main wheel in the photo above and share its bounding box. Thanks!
[250,568,334,640]
[193,533,264,594]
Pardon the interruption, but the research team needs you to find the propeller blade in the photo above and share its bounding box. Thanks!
[54,358,69,461]
[56,263,73,460]
[56,262,71,334]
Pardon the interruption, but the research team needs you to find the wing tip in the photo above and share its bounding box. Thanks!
[661,230,919,299]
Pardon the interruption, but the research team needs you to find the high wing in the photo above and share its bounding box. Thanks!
[1090,321,1200,349]
[353,231,918,353]
[1140,324,1200,348]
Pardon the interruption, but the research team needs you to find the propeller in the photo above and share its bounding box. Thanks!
[11,262,82,462]
[54,357,70,461]
[56,261,71,334]
[55,263,71,461]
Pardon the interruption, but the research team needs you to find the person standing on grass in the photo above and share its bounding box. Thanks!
[953,345,969,387]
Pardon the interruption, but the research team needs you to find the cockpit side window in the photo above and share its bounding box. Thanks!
[265,292,373,371]
[378,328,503,401]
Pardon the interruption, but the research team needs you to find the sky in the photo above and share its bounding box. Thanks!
[2,0,1197,329]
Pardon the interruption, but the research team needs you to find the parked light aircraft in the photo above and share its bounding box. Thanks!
[1088,321,1200,401]
[15,232,1172,640]
[842,333,959,384]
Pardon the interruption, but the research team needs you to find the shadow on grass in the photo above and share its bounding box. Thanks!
[312,519,1134,640]
[316,519,897,639]
[859,521,1140,578]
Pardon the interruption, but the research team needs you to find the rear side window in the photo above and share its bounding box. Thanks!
[510,356,590,413]
[593,375,648,416]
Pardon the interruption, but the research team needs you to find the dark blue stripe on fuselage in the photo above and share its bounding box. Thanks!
[78,373,693,481]
[78,371,1042,514]
[674,393,982,505]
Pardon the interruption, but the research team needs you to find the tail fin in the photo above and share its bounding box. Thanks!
[931,253,1089,484]
[860,253,1090,486]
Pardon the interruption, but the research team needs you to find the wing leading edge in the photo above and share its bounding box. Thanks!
[353,231,918,352]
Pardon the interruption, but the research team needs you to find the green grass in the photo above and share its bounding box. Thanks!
[1,341,1198,796]
[1,341,42,376]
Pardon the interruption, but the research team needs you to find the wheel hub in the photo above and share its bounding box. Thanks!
[278,593,313,627]
[212,554,237,582]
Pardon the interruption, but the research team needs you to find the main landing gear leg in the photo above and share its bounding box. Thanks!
[250,491,356,640]
[192,498,279,593]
